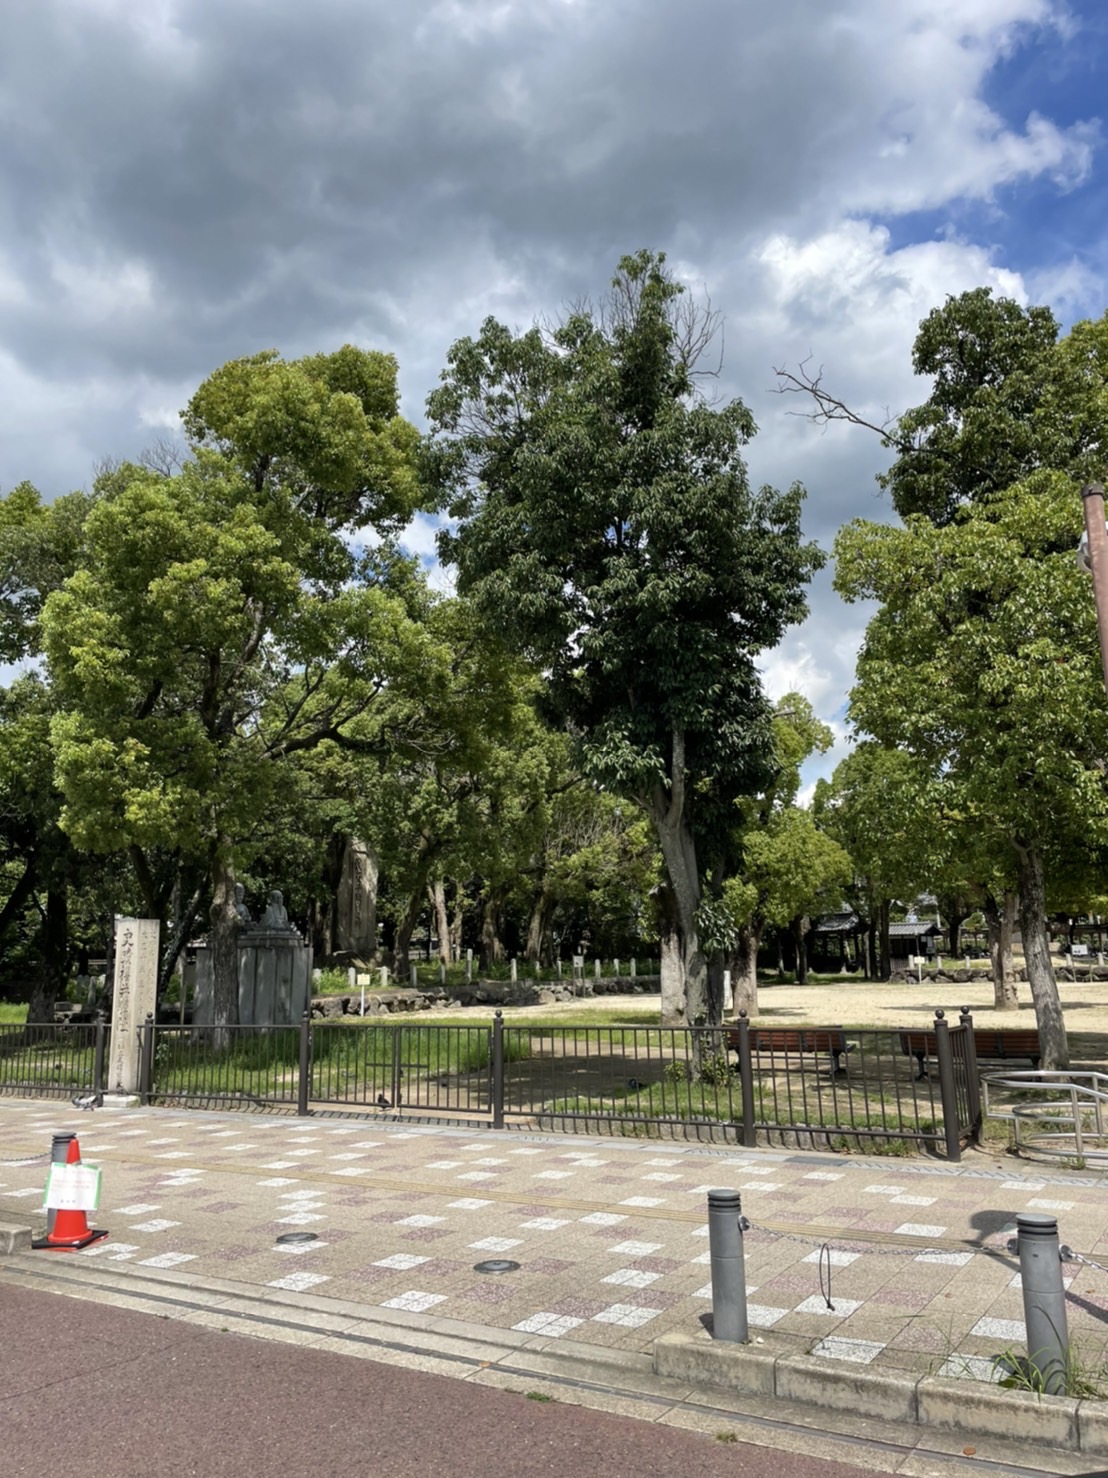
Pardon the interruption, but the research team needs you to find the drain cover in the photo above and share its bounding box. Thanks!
[473,1259,520,1274]
[275,1232,319,1245]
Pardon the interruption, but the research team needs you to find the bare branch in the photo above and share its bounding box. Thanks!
[773,358,914,454]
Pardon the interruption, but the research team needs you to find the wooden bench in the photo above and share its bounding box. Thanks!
[899,1027,1041,1081]
[726,1026,853,1076]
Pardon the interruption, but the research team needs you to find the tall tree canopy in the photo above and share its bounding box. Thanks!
[427,251,822,1024]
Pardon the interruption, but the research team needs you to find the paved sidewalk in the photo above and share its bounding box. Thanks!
[2,1096,1108,1385]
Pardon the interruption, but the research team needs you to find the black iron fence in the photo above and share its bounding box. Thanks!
[0,1008,983,1159]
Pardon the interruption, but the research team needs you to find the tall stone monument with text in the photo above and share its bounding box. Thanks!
[107,917,160,1094]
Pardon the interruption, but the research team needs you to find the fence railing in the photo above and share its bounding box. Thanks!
[109,1008,983,1159]
[0,1008,980,1158]
[0,1016,105,1100]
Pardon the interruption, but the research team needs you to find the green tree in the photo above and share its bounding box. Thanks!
[427,251,821,1025]
[835,472,1108,1067]
[42,346,427,1041]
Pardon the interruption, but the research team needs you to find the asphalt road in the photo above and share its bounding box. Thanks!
[0,1285,878,1478]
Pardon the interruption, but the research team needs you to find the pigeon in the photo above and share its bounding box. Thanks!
[627,1078,644,1092]
[376,1093,391,1109]
[72,1092,102,1110]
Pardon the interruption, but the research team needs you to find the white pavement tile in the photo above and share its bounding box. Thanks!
[469,1238,523,1252]
[579,1213,626,1226]
[381,1291,447,1313]
[332,1168,371,1176]
[739,1182,782,1192]
[641,1173,681,1183]
[802,1249,860,1267]
[81,1243,139,1260]
[534,1171,573,1180]
[794,1296,862,1317]
[155,1152,193,1160]
[802,1172,844,1182]
[509,1148,544,1156]
[890,1196,936,1207]
[619,1197,664,1208]
[116,1204,160,1216]
[276,1213,326,1226]
[915,1251,973,1266]
[1001,1181,1045,1191]
[894,1223,947,1238]
[260,1161,300,1170]
[138,1253,197,1269]
[276,1240,328,1256]
[1027,1199,1075,1211]
[131,1219,181,1233]
[278,1190,325,1202]
[971,1317,1026,1341]
[257,1178,300,1187]
[329,1153,366,1162]
[511,1312,583,1337]
[373,1254,430,1270]
[456,1171,497,1182]
[811,1337,885,1365]
[448,1199,492,1210]
[396,1215,445,1227]
[939,1355,1004,1383]
[602,1268,660,1288]
[267,1272,331,1292]
[608,1241,663,1257]
[427,1161,464,1170]
[592,1303,662,1328]
[747,1305,789,1328]
[519,1218,570,1231]
[861,1185,904,1196]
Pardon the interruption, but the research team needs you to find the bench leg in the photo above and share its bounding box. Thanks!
[914,1051,928,1081]
[831,1050,847,1076]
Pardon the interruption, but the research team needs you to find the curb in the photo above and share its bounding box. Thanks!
[653,1328,1108,1457]
[0,1219,33,1254]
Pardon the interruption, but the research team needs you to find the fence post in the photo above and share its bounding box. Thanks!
[390,1025,403,1110]
[959,1006,982,1142]
[93,1011,106,1098]
[933,1009,961,1163]
[736,1011,756,1149]
[138,1013,155,1105]
[707,1188,749,1342]
[491,1009,505,1130]
[1015,1213,1069,1395]
[297,1011,311,1117]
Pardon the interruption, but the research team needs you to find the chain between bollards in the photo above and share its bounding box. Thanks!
[707,1188,749,1343]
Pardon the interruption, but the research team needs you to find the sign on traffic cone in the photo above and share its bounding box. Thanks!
[32,1133,108,1251]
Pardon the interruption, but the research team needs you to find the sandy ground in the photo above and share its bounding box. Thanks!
[496,974,1108,1036]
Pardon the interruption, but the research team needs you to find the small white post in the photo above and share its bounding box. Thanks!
[917,955,923,985]
[360,976,366,1016]
[410,963,418,989]
[723,968,733,1013]
[465,948,473,982]
[964,956,971,972]
[556,958,562,978]
[380,965,390,990]
[439,961,446,985]
[614,957,620,977]
[594,958,601,980]
[630,958,637,979]
[937,955,944,972]
[510,957,517,982]
[347,966,357,988]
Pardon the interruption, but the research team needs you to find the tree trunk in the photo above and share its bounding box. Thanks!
[428,879,451,965]
[775,932,786,982]
[480,894,504,970]
[865,920,876,980]
[525,889,552,964]
[0,859,36,947]
[43,886,68,999]
[448,880,463,964]
[984,889,1019,1010]
[208,843,240,1050]
[393,889,424,978]
[650,741,712,1025]
[1014,843,1068,1068]
[731,924,761,1020]
[878,898,891,981]
[659,926,684,1024]
[158,876,206,995]
[792,915,810,986]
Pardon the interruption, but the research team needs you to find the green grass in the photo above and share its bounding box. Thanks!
[0,1003,27,1024]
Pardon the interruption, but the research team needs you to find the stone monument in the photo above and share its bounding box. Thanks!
[107,917,160,1093]
[335,837,378,957]
[193,886,312,1027]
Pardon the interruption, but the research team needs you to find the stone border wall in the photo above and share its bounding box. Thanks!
[311,973,661,1017]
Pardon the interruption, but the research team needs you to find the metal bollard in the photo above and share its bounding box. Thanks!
[45,1131,77,1237]
[707,1188,749,1343]
[1015,1213,1070,1394]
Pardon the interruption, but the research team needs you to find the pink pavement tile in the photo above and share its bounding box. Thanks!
[524,1258,576,1274]
[460,1282,517,1305]
[400,1227,450,1243]
[622,1288,685,1309]
[550,1297,610,1318]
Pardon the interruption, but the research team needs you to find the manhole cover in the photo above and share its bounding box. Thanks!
[473,1259,520,1274]
[275,1232,319,1245]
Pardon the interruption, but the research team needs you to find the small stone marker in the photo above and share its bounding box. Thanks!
[380,965,390,989]
[465,949,473,982]
[510,957,517,982]
[439,961,446,985]
[630,958,636,979]
[613,958,620,977]
[410,963,418,988]
[594,958,601,979]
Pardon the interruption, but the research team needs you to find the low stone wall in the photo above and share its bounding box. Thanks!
[310,973,661,1017]
[890,965,1108,984]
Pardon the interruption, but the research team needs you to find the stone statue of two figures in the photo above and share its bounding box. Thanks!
[234,884,296,935]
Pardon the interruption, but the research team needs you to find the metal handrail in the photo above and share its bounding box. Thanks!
[983,1068,1108,1162]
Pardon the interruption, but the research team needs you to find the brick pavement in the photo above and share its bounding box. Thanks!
[3,1095,1108,1384]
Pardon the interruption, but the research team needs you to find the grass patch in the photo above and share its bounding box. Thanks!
[0,1004,28,1025]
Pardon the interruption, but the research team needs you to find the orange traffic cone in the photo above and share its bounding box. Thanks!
[32,1134,108,1251]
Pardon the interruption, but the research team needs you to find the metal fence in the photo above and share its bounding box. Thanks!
[0,1017,105,1100]
[0,1008,981,1158]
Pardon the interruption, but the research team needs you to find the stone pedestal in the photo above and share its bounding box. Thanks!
[193,928,312,1027]
[107,917,160,1093]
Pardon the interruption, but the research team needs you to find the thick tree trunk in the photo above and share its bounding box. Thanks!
[1014,843,1068,1068]
[649,735,712,1025]
[731,924,761,1020]
[984,889,1019,1011]
[208,843,240,1050]
[659,927,684,1024]
[0,859,36,947]
[428,879,451,965]
[525,889,552,964]
[448,880,463,964]
[393,889,424,978]
[865,920,876,980]
[480,894,504,970]
[877,898,891,981]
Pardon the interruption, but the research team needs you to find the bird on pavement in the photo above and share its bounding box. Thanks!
[72,1092,102,1110]
[376,1093,391,1109]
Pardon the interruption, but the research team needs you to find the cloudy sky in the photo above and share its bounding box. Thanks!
[2,0,1105,794]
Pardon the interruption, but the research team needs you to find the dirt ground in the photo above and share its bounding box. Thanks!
[500,973,1108,1038]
